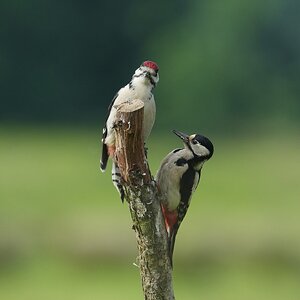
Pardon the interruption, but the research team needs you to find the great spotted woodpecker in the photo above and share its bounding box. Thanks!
[100,61,159,201]
[155,130,214,266]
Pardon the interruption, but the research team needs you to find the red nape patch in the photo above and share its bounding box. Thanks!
[142,60,159,71]
[161,205,178,233]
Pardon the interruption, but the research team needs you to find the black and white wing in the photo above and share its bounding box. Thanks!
[169,166,201,266]
[100,92,118,172]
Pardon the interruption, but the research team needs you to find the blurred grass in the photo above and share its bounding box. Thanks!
[0,125,300,299]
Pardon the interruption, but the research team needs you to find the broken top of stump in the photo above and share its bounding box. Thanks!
[114,99,151,184]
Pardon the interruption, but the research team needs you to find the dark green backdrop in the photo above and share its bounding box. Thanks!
[1,0,299,132]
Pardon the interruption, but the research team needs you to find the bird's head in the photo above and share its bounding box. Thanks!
[132,60,159,87]
[173,130,214,161]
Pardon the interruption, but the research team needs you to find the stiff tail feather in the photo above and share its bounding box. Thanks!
[161,205,179,267]
[168,226,179,268]
[100,143,109,172]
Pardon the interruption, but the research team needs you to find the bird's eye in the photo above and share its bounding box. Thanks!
[192,140,198,145]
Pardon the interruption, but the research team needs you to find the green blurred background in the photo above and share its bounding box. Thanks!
[1,1,300,299]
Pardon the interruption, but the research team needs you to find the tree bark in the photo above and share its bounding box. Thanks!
[114,100,175,300]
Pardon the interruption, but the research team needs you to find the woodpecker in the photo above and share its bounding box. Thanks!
[100,61,159,201]
[155,130,214,266]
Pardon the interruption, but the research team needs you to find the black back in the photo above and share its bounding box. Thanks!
[168,162,201,267]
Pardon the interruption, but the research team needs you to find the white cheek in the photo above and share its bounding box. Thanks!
[193,145,210,157]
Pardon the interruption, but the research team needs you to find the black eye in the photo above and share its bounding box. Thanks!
[192,140,198,144]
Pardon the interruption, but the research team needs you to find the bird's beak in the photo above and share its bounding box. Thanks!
[172,130,189,144]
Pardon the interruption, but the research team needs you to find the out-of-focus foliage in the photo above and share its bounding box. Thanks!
[1,1,300,299]
[150,0,300,132]
[0,0,299,132]
[0,0,188,122]
[0,127,300,299]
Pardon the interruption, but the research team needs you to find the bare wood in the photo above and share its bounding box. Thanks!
[114,100,175,300]
[114,100,150,184]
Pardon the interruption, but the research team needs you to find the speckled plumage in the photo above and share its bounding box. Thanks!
[100,61,159,201]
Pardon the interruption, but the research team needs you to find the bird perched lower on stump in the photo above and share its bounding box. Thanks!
[100,61,159,201]
[155,130,214,266]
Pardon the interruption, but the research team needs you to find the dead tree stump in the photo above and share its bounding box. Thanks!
[114,100,175,300]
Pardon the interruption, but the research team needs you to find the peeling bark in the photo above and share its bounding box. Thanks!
[114,100,175,300]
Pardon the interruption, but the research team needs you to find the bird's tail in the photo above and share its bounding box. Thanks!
[100,143,109,172]
[112,162,125,202]
[161,205,179,267]
[168,226,179,268]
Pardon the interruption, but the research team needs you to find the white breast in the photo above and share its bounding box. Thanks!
[156,149,192,211]
[104,84,155,145]
[142,95,156,140]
